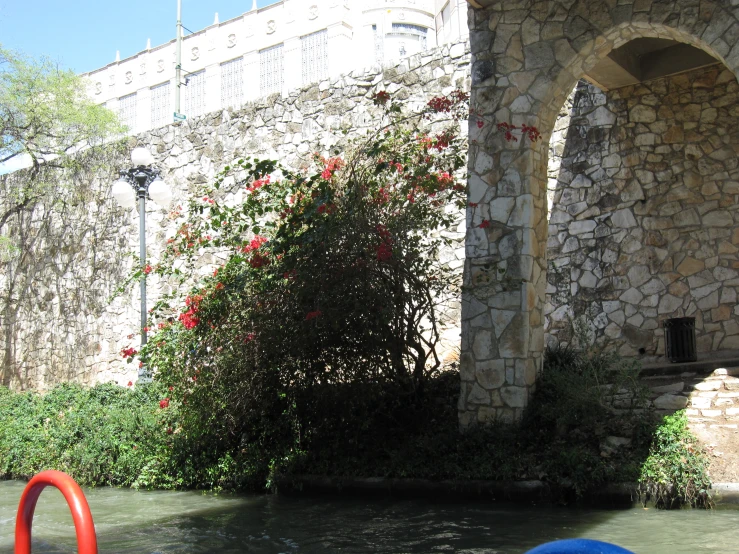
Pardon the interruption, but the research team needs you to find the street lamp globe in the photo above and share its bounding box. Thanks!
[111,178,136,208]
[148,177,172,207]
[131,146,155,167]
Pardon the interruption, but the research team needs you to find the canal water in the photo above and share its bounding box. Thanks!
[0,480,736,553]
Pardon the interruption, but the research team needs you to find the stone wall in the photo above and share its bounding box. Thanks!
[546,64,739,361]
[0,41,471,390]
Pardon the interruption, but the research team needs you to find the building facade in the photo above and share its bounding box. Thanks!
[86,0,468,135]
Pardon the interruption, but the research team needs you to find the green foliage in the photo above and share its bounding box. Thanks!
[0,382,264,490]
[639,411,712,509]
[0,45,122,173]
[0,383,169,487]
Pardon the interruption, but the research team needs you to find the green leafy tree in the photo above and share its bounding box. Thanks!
[0,45,122,234]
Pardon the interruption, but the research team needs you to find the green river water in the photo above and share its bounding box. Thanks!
[1,480,737,553]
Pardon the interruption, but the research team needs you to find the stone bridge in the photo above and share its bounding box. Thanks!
[459,0,739,427]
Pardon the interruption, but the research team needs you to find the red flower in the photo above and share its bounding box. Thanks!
[241,235,268,254]
[159,398,170,409]
[143,265,152,275]
[247,175,271,193]
[179,294,203,330]
[167,427,173,434]
[469,203,478,208]
[179,310,199,329]
[437,172,453,187]
[121,347,138,359]
[375,243,393,262]
[215,282,224,290]
[477,119,484,129]
[249,252,270,269]
[127,381,133,387]
[372,90,391,105]
[317,204,327,214]
[305,310,322,321]
[319,156,344,181]
[479,220,491,229]
[428,96,453,113]
[169,386,173,391]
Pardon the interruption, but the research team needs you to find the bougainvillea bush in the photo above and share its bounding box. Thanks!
[126,91,539,488]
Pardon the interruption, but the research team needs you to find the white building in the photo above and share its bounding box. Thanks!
[85,0,468,135]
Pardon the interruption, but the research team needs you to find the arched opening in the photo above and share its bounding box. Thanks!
[545,43,739,362]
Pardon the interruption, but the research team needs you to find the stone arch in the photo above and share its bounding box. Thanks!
[460,0,739,428]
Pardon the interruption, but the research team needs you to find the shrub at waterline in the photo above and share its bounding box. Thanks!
[0,382,176,488]
[639,411,712,509]
[0,357,712,505]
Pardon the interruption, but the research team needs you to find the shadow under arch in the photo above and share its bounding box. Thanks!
[536,19,739,144]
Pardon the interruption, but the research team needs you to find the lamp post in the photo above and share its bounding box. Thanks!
[111,147,172,381]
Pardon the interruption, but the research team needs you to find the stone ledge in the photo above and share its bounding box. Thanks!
[275,475,739,507]
[640,353,739,377]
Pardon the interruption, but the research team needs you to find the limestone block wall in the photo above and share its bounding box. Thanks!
[546,64,739,361]
[0,41,471,390]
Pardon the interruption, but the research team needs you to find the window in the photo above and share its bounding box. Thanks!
[221,57,243,108]
[436,1,451,44]
[392,23,428,50]
[387,23,428,59]
[260,44,284,96]
[301,30,329,85]
[373,24,384,63]
[119,93,137,133]
[150,81,171,128]
[184,70,206,118]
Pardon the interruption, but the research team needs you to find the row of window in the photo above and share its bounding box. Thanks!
[117,29,329,131]
[117,22,432,132]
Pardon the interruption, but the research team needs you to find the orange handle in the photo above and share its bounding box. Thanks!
[15,470,98,554]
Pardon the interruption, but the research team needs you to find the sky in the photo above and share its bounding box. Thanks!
[0,0,280,74]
